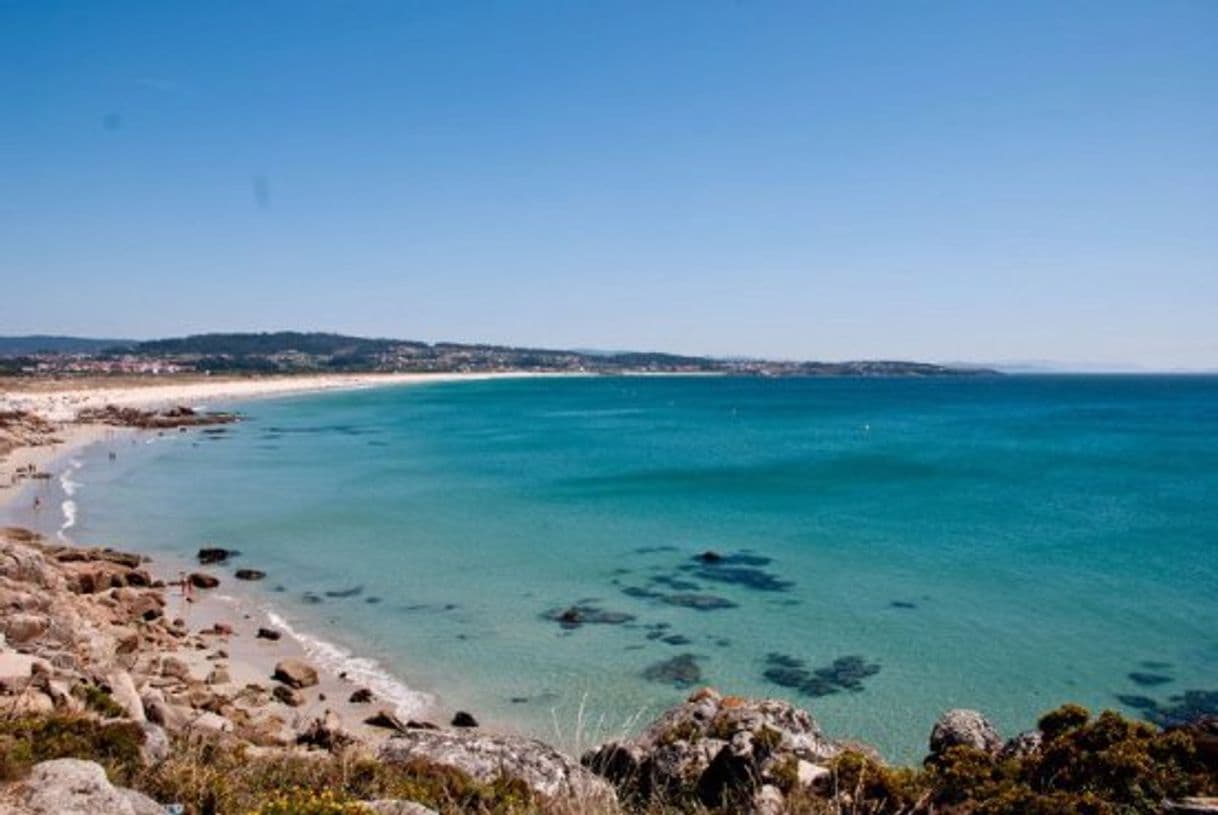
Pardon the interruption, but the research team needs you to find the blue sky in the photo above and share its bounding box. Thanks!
[2,1,1215,368]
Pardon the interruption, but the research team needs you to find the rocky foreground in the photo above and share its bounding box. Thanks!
[1,527,1216,814]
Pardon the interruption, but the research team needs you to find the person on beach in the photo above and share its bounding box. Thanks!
[32,496,41,511]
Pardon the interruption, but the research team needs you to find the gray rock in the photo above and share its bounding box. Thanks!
[999,729,1043,760]
[106,670,145,722]
[140,722,171,765]
[21,759,164,815]
[929,709,1002,756]
[364,801,440,815]
[583,687,839,807]
[378,729,615,804]
[1164,799,1218,814]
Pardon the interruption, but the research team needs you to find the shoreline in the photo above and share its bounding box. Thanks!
[1,372,551,741]
[0,371,556,509]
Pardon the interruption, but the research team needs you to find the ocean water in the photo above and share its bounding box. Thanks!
[17,375,1218,761]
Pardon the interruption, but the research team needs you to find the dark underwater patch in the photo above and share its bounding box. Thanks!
[890,600,917,609]
[680,563,793,592]
[1128,672,1173,687]
[661,593,738,611]
[761,653,880,697]
[543,604,636,629]
[642,653,702,687]
[650,575,702,592]
[1118,688,1218,728]
[325,585,365,598]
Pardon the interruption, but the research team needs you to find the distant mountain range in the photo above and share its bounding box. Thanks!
[0,332,997,377]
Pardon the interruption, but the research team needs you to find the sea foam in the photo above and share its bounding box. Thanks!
[264,609,433,718]
[57,459,83,540]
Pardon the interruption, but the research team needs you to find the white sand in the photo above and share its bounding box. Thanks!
[0,371,542,422]
[0,371,552,509]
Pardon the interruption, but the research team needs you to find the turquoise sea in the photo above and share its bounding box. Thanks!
[13,375,1218,761]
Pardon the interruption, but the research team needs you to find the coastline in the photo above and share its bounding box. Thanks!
[0,371,552,509]
[0,371,549,740]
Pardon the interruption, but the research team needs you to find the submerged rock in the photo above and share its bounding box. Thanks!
[544,604,635,629]
[234,569,266,581]
[197,547,236,565]
[642,653,703,687]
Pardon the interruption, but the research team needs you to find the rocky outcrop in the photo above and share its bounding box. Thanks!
[582,687,839,811]
[928,708,1002,757]
[273,658,319,689]
[16,759,164,815]
[378,729,616,805]
[76,404,238,429]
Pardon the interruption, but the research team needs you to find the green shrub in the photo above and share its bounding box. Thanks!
[0,715,144,783]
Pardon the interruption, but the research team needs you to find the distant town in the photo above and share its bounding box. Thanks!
[0,333,995,378]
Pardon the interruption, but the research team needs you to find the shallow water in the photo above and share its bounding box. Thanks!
[15,375,1218,761]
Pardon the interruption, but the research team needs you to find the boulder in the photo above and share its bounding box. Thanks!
[197,547,234,565]
[186,710,233,733]
[296,709,352,751]
[140,722,171,765]
[273,658,319,689]
[274,684,305,707]
[234,569,266,581]
[379,729,616,804]
[159,655,192,681]
[188,572,220,589]
[365,709,407,731]
[3,612,49,644]
[105,670,145,722]
[20,759,164,815]
[928,709,1002,756]
[0,651,46,690]
[349,687,374,703]
[365,802,440,815]
[256,627,282,641]
[141,688,188,731]
[999,729,1043,760]
[582,688,838,808]
[451,711,479,728]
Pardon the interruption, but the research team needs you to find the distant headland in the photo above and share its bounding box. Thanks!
[0,332,996,378]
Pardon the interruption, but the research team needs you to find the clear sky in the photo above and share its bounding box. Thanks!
[2,1,1215,368]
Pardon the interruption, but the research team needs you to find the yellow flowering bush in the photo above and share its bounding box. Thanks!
[248,787,372,815]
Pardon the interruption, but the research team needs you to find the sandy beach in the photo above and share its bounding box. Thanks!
[0,372,538,749]
[0,372,542,510]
